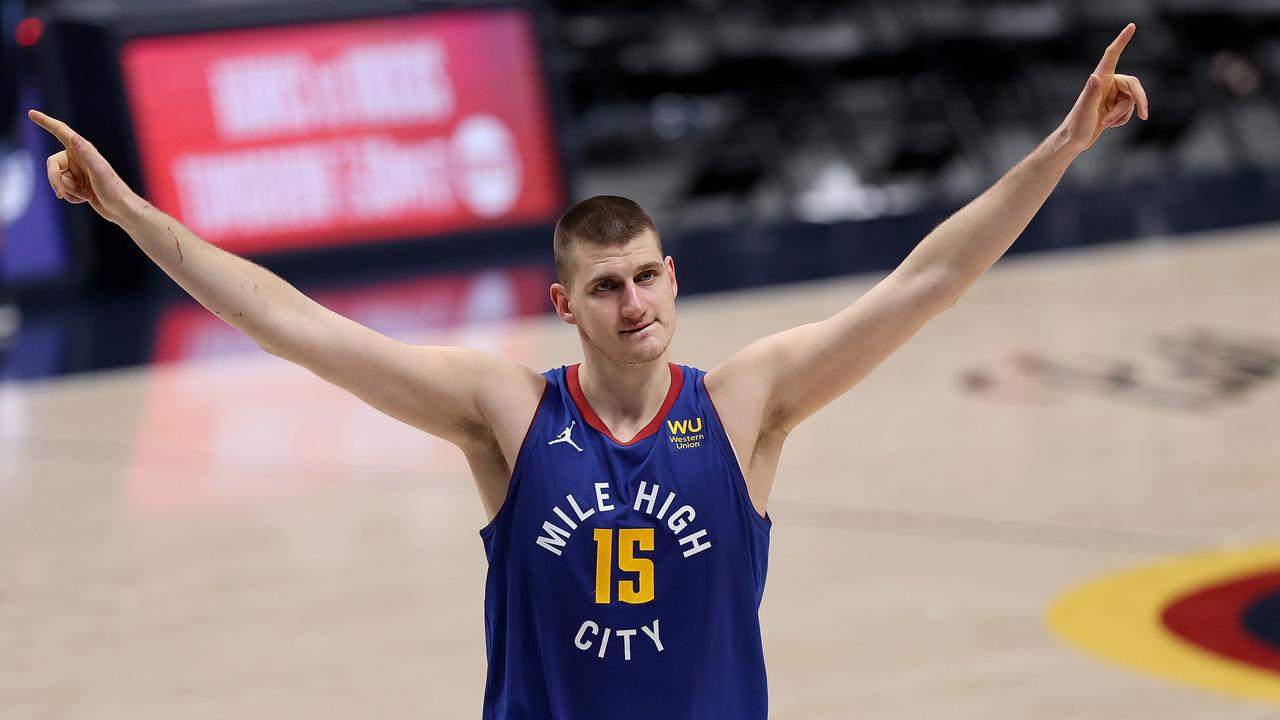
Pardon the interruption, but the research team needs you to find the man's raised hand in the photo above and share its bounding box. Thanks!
[28,109,137,225]
[1058,23,1150,155]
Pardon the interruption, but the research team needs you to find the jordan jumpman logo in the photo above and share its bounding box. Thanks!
[548,420,585,452]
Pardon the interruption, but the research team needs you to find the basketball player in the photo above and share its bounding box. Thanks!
[30,23,1146,719]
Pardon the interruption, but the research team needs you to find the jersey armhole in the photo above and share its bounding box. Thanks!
[696,371,773,534]
[478,375,551,539]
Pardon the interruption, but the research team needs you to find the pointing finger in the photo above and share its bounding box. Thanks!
[29,108,113,183]
[28,109,82,150]
[1094,23,1136,77]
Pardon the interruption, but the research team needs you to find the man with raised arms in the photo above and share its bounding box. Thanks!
[30,23,1147,719]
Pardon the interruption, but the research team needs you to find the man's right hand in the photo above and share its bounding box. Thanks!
[28,109,138,225]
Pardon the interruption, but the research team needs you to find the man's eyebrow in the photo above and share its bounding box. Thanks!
[587,261,663,287]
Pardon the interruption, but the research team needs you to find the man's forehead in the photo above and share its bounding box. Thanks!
[577,235,663,276]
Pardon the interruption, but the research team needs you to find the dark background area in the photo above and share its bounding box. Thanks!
[3,0,1280,379]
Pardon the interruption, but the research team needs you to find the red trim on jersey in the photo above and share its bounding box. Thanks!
[567,362,683,445]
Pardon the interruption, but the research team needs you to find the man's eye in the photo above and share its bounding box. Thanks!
[639,271,656,281]
[596,281,613,292]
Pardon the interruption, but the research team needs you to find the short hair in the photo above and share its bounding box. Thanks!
[553,195,662,288]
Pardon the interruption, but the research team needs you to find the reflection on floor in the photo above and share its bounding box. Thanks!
[0,262,554,381]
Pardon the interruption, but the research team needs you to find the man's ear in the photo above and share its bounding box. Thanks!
[665,256,678,299]
[550,283,577,325]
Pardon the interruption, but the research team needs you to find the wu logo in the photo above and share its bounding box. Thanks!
[549,420,585,452]
[665,418,703,435]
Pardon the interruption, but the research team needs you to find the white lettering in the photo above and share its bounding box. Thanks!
[541,485,713,561]
[566,493,596,522]
[667,505,695,534]
[634,481,659,515]
[573,618,664,659]
[551,506,578,531]
[641,619,664,652]
[209,41,455,141]
[173,137,456,241]
[656,491,676,520]
[679,528,712,558]
[574,620,598,650]
[594,482,615,512]
[616,628,637,661]
[535,520,572,556]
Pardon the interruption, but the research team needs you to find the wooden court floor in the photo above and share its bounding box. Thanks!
[1,224,1278,718]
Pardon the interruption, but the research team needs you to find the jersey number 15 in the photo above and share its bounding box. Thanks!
[593,528,654,604]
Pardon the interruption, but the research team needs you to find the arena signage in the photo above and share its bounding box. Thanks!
[120,8,564,254]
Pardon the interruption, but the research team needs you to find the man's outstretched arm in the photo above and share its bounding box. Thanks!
[28,109,544,450]
[710,23,1149,434]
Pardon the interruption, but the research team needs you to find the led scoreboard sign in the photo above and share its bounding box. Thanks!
[119,7,565,255]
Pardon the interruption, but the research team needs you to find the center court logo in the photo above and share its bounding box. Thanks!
[1048,540,1280,704]
[666,417,703,450]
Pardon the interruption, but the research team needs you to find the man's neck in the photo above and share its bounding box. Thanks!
[577,354,672,437]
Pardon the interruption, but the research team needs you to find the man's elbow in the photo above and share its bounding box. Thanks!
[908,267,965,313]
[940,288,963,311]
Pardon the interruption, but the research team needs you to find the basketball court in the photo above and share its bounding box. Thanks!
[2,221,1277,718]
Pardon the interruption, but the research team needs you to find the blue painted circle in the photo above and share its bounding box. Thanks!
[1242,588,1280,653]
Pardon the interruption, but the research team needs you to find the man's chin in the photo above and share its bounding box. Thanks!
[614,339,668,366]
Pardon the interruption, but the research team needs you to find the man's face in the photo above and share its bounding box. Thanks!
[551,231,678,366]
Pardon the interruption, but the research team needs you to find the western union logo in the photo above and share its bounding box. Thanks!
[666,418,703,435]
[666,418,704,450]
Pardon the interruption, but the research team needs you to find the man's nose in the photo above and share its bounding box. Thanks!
[620,281,646,317]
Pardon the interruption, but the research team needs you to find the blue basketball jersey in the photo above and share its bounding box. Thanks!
[479,362,773,719]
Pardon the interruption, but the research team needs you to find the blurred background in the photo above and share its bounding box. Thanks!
[2,0,1280,378]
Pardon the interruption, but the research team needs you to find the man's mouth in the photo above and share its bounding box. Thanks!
[620,320,655,334]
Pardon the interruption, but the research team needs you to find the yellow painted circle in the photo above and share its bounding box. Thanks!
[1047,540,1280,704]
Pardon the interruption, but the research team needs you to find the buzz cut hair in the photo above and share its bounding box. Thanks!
[553,195,662,288]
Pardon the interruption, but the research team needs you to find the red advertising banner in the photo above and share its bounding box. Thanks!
[120,9,565,254]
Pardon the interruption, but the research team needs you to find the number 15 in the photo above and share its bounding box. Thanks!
[593,528,654,604]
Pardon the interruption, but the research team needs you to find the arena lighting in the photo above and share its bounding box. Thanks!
[15,17,43,47]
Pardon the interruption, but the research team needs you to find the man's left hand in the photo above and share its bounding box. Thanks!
[1058,23,1150,155]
